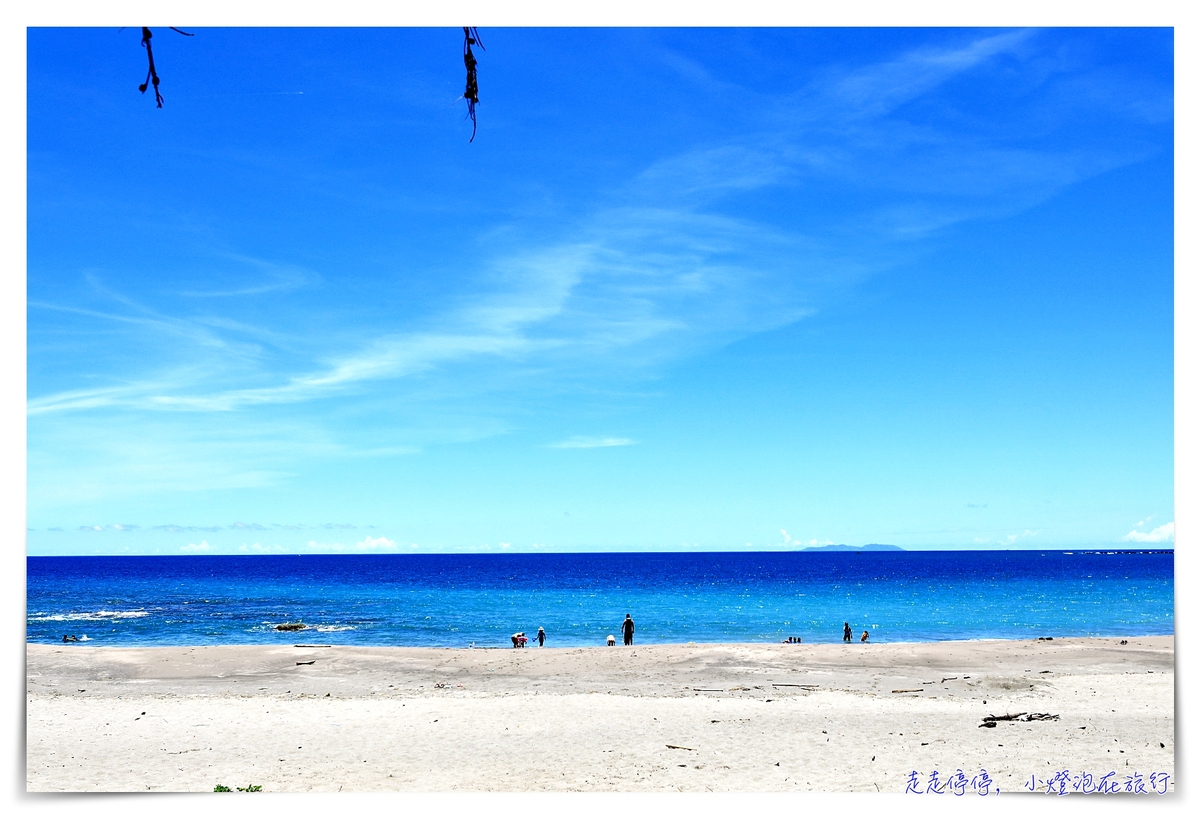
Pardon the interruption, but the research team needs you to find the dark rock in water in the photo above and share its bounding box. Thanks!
[274,622,307,632]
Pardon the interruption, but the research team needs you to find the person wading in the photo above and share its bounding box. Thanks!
[622,614,635,646]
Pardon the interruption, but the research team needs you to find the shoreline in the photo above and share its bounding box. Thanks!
[27,635,1174,792]
[26,631,1175,650]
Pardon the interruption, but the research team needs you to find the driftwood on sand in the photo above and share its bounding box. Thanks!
[979,712,1059,727]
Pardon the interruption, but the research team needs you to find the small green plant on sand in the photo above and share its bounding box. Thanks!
[213,785,232,792]
[237,785,263,792]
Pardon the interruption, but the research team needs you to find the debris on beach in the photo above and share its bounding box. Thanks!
[666,744,696,751]
[979,712,1059,727]
[892,688,923,693]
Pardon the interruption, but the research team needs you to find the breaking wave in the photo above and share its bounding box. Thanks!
[29,610,150,622]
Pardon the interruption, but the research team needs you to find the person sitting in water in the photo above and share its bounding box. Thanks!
[606,634,616,646]
[860,630,870,643]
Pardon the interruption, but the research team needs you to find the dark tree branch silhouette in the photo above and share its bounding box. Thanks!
[138,26,193,107]
[462,27,484,142]
[131,27,485,141]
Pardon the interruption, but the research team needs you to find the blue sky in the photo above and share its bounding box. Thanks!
[25,27,1174,555]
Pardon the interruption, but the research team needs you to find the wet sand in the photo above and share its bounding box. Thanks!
[26,636,1174,792]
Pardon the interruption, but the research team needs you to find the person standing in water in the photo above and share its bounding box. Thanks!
[622,614,635,646]
[861,630,869,643]
[537,626,546,647]
[843,622,853,642]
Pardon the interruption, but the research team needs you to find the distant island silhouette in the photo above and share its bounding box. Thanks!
[800,543,905,552]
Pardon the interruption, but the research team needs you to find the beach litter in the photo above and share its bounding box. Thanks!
[666,744,696,751]
[979,712,1059,727]
[296,661,315,666]
[892,688,923,693]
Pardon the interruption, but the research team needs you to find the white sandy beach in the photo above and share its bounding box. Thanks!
[26,636,1173,793]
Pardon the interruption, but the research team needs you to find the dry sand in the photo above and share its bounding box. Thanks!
[26,636,1174,793]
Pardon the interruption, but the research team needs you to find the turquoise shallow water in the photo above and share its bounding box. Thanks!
[26,550,1173,648]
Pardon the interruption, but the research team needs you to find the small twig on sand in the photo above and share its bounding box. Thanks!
[666,744,696,751]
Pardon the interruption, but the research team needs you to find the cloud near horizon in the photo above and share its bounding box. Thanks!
[305,535,398,552]
[1123,522,1174,543]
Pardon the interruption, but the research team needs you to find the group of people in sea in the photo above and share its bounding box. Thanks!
[781,624,870,644]
[606,614,635,646]
[505,615,870,648]
[844,622,869,642]
[511,626,547,648]
[512,615,638,648]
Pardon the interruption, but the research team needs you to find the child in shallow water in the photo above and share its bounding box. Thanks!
[861,630,870,643]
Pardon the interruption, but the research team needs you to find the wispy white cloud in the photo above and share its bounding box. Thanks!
[549,436,635,449]
[304,535,397,552]
[180,540,211,552]
[176,254,319,298]
[1002,529,1041,545]
[356,535,395,550]
[1123,522,1174,543]
[818,30,1035,121]
[237,542,288,553]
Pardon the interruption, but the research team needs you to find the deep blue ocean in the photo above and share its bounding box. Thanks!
[26,551,1173,648]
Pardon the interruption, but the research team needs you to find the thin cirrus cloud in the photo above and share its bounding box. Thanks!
[28,202,821,418]
[548,436,635,449]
